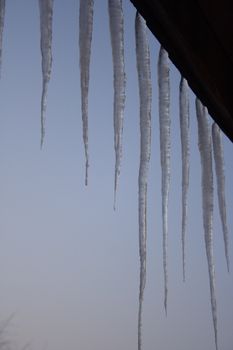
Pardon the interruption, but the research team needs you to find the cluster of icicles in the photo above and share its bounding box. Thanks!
[0,1,230,350]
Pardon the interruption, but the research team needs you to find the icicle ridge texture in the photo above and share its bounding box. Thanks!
[158,46,171,314]
[135,12,152,350]
[179,76,190,281]
[79,0,94,185]
[212,122,229,272]
[196,99,218,350]
[108,0,126,209]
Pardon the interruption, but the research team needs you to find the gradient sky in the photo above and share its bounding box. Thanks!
[0,1,232,350]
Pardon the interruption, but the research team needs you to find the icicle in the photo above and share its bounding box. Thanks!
[196,99,218,350]
[212,123,229,272]
[108,0,126,209]
[158,46,171,314]
[135,12,152,350]
[179,77,190,282]
[79,0,94,186]
[0,0,5,77]
[39,0,53,148]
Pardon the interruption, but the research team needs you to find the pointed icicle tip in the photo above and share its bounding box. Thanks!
[40,134,44,150]
[39,0,54,148]
[79,0,94,186]
[108,0,126,209]
[0,0,6,78]
[195,98,218,350]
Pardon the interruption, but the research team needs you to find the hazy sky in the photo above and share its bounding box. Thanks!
[0,1,232,350]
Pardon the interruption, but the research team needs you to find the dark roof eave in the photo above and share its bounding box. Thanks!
[130,0,233,142]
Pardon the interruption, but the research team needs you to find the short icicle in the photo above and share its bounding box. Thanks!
[108,0,126,209]
[158,46,171,314]
[179,76,190,281]
[196,99,218,350]
[212,122,230,272]
[39,0,54,148]
[79,0,94,185]
[135,12,152,350]
[0,0,6,77]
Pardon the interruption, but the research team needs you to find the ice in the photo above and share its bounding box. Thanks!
[196,99,218,350]
[0,0,5,77]
[108,0,126,208]
[212,122,229,271]
[179,77,190,281]
[39,0,54,148]
[79,0,94,185]
[158,46,171,313]
[135,12,152,350]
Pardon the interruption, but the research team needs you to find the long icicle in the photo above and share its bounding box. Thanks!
[0,0,5,77]
[212,122,229,272]
[79,0,94,186]
[135,12,152,350]
[108,0,126,209]
[196,99,218,350]
[158,46,171,314]
[179,77,190,281]
[39,0,54,148]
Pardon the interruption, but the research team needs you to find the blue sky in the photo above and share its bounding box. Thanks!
[0,1,232,350]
